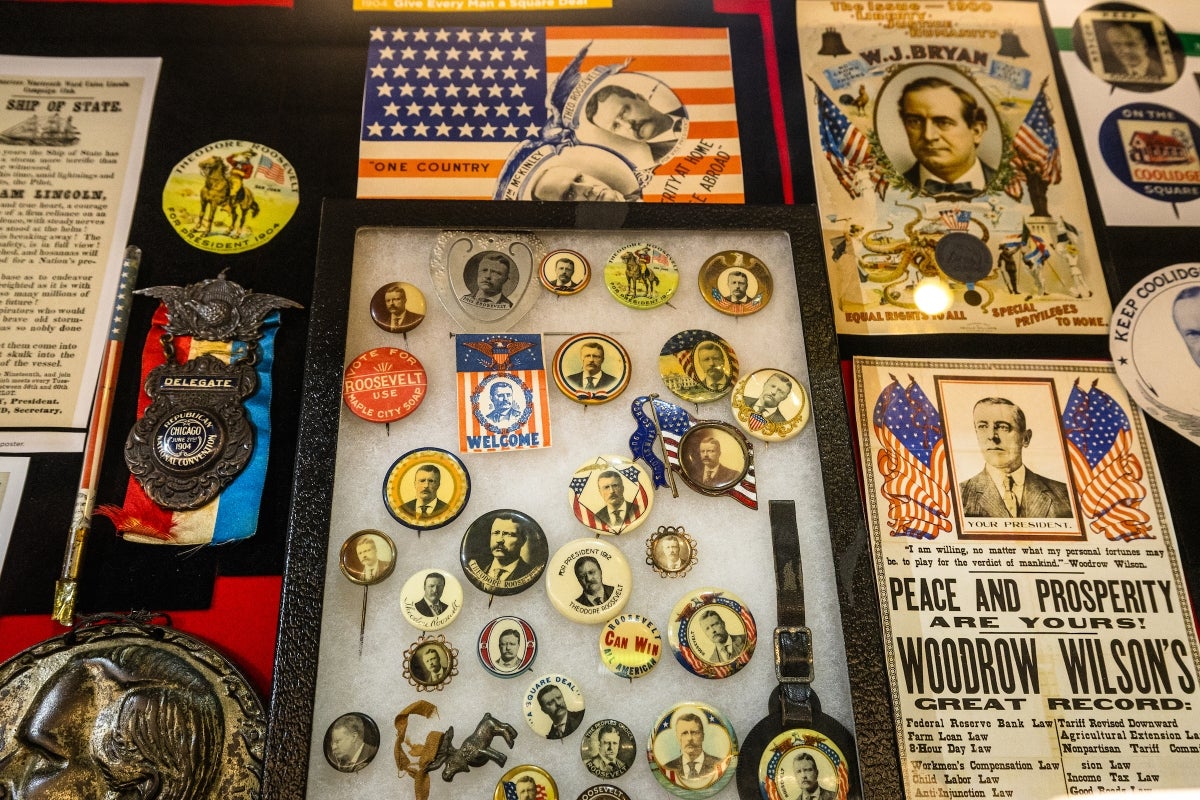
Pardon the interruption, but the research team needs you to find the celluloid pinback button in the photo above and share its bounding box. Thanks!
[402,634,458,691]
[460,509,548,597]
[343,346,427,422]
[698,250,772,316]
[730,368,810,442]
[523,674,586,740]
[647,701,738,798]
[603,241,679,309]
[545,537,632,624]
[576,786,632,800]
[495,765,560,800]
[667,587,756,679]
[382,447,471,532]
[339,529,397,586]
[552,333,632,405]
[598,613,661,679]
[370,281,427,333]
[567,455,655,536]
[658,330,739,404]
[399,568,464,631]
[579,719,637,780]
[540,249,590,296]
[323,712,380,773]
[478,616,538,678]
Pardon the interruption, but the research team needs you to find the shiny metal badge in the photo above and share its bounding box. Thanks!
[0,614,265,800]
[126,355,256,510]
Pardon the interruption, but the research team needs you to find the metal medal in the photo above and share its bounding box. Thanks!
[124,272,300,510]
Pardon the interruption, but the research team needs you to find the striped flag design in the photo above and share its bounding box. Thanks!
[358,25,742,202]
[1012,84,1062,184]
[255,155,286,184]
[871,375,953,540]
[815,84,886,200]
[1061,379,1152,542]
[503,780,547,800]
[455,334,551,453]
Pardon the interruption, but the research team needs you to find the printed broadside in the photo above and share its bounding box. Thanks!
[854,356,1200,797]
[797,2,1111,334]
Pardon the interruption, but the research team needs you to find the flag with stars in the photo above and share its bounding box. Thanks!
[503,780,546,800]
[456,333,551,454]
[1012,81,1062,186]
[1061,378,1152,542]
[871,375,953,540]
[358,25,742,201]
[568,458,649,534]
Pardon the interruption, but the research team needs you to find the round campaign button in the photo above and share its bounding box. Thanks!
[523,674,586,740]
[647,701,738,798]
[1071,6,1185,93]
[659,330,739,404]
[323,712,380,773]
[545,538,631,624]
[152,409,225,473]
[576,786,632,800]
[369,281,426,333]
[402,634,458,691]
[667,587,757,679]
[478,616,538,678]
[567,455,655,535]
[698,250,772,316]
[603,242,679,309]
[757,728,850,800]
[580,719,637,780]
[553,333,632,405]
[339,529,397,586]
[646,526,697,579]
[343,347,427,423]
[599,614,661,679]
[540,249,590,295]
[730,368,810,442]
[460,509,548,597]
[399,568,463,631]
[1099,102,1200,208]
[674,421,752,498]
[495,765,559,800]
[382,447,470,532]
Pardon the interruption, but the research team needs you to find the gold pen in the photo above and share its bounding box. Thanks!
[52,245,141,625]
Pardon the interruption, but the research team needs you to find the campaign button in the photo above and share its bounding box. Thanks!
[647,701,738,798]
[402,634,457,691]
[645,525,697,579]
[698,250,772,316]
[579,719,637,780]
[522,674,586,740]
[382,447,471,532]
[603,242,679,309]
[460,509,548,597]
[598,614,661,679]
[540,249,590,295]
[667,587,757,679]
[322,712,380,773]
[399,568,464,631]
[370,281,427,333]
[545,537,632,624]
[730,368,809,442]
[576,786,632,800]
[495,765,559,800]
[343,347,427,423]
[659,330,739,404]
[339,529,397,586]
[567,455,654,536]
[552,333,631,405]
[478,616,538,678]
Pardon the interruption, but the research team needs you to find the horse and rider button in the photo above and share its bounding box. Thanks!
[603,242,679,309]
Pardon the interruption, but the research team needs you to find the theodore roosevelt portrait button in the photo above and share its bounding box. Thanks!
[545,538,631,623]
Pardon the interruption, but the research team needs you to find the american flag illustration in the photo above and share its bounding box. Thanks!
[456,334,551,453]
[503,780,547,800]
[871,375,953,539]
[255,154,286,184]
[568,460,649,534]
[1006,79,1062,199]
[661,330,739,384]
[675,597,756,679]
[764,737,849,800]
[815,84,885,200]
[358,25,742,201]
[939,208,972,231]
[1061,379,1152,542]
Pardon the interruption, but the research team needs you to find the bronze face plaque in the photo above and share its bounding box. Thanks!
[0,617,265,800]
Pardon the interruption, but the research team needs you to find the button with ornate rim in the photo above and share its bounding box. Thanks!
[646,701,738,798]
[730,368,809,442]
[645,525,697,578]
[667,587,757,679]
[402,634,458,691]
[382,447,470,532]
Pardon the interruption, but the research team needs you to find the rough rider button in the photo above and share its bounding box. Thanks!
[540,249,590,295]
[579,719,637,780]
[382,447,471,532]
[369,281,427,333]
[399,568,464,631]
[659,330,739,404]
[603,242,679,309]
[343,347,427,422]
[478,616,538,678]
[522,674,586,740]
[460,509,548,597]
[576,787,632,800]
[323,712,381,773]
[545,537,632,624]
[698,250,773,316]
[647,701,738,798]
[567,455,655,536]
[598,614,661,679]
[495,765,560,800]
[339,529,397,586]
[667,587,757,679]
[730,368,810,442]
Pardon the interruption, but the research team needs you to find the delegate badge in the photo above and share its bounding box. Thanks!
[399,568,464,631]
[730,368,810,442]
[541,249,591,295]
[647,701,738,799]
[580,719,637,780]
[756,728,849,800]
[495,765,559,800]
[668,587,757,680]
[553,333,631,405]
[545,537,631,624]
[599,613,661,679]
[698,250,772,316]
[478,616,538,678]
[343,347,427,423]
[567,455,654,535]
[370,281,427,334]
[382,447,470,532]
[459,509,549,597]
[659,330,739,404]
[162,140,298,253]
[604,242,679,309]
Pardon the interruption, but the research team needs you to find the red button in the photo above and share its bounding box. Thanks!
[343,347,427,422]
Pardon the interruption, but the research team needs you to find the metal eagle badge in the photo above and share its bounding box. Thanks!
[124,272,300,511]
